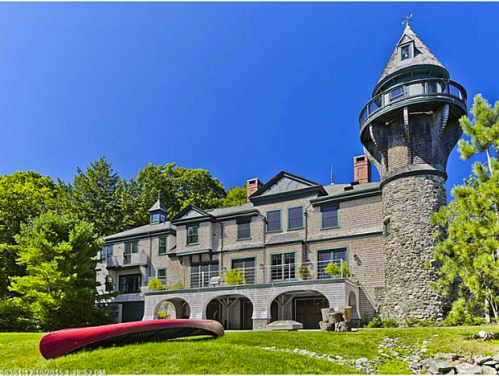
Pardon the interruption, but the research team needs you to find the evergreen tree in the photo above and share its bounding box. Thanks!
[62,157,124,236]
[432,94,499,323]
[9,212,108,331]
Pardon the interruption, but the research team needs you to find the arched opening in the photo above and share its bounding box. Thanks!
[270,290,329,329]
[349,291,361,328]
[155,298,190,319]
[205,294,254,330]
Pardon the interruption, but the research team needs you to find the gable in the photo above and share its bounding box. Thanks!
[397,34,413,46]
[261,177,312,196]
[181,209,206,219]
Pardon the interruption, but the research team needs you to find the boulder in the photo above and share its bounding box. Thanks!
[427,359,455,374]
[321,308,335,322]
[435,353,460,362]
[456,362,483,375]
[475,331,499,341]
[336,321,349,332]
[329,311,344,323]
[481,365,497,375]
[476,356,494,366]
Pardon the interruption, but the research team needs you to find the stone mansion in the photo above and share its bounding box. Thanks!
[96,24,467,329]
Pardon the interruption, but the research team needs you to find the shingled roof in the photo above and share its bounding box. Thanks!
[377,24,446,87]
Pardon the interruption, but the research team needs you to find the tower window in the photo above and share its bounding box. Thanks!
[400,44,413,61]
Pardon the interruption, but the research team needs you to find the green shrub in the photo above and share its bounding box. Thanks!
[366,316,383,328]
[366,316,399,328]
[342,261,350,278]
[223,269,245,285]
[405,318,434,327]
[157,311,169,319]
[167,282,184,291]
[382,318,399,328]
[443,298,486,326]
[149,277,166,291]
[0,298,38,332]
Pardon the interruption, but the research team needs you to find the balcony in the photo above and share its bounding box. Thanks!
[144,259,347,293]
[107,252,148,269]
[359,78,467,132]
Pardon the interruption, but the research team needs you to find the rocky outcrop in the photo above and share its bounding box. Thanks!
[319,307,351,332]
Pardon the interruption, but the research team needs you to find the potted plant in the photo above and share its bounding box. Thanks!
[297,265,311,280]
[222,269,245,285]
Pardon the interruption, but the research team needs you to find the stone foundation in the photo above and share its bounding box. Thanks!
[253,319,270,331]
[379,174,446,322]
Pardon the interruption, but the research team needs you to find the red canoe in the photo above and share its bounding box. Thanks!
[39,319,225,359]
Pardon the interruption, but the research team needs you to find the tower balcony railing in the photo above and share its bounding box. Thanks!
[359,78,467,130]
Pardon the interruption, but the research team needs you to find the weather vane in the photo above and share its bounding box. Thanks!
[402,14,413,27]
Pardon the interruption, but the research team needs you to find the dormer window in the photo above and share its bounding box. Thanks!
[399,43,413,61]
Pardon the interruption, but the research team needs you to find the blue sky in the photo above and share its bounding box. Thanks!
[0,3,498,195]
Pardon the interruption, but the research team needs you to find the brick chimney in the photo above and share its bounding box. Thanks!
[246,178,263,202]
[353,155,372,183]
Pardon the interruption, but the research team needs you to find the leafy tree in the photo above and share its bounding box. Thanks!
[0,171,59,298]
[432,94,499,323]
[61,157,125,236]
[223,185,247,207]
[9,212,109,331]
[123,163,227,227]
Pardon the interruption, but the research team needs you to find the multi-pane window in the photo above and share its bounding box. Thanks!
[266,210,281,233]
[321,204,339,229]
[158,237,168,255]
[288,207,304,230]
[400,44,411,60]
[389,87,404,101]
[270,252,296,281]
[119,274,141,293]
[124,241,138,264]
[191,261,219,288]
[157,269,167,285]
[101,245,113,262]
[237,218,251,240]
[151,213,166,223]
[318,249,347,279]
[186,225,199,245]
[232,258,255,284]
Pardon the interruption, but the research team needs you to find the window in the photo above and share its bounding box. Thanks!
[124,241,138,264]
[157,268,167,285]
[266,210,281,233]
[321,204,339,229]
[186,225,199,245]
[158,237,168,255]
[237,218,251,240]
[288,207,304,230]
[400,44,412,60]
[191,261,219,288]
[389,87,404,101]
[270,252,295,281]
[151,213,166,223]
[318,249,347,279]
[232,258,255,284]
[118,274,141,293]
[101,245,113,262]
[105,275,114,292]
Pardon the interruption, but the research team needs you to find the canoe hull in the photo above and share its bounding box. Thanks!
[39,319,224,359]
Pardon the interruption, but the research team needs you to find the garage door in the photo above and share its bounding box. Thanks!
[121,302,145,323]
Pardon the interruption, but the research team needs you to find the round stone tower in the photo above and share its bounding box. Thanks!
[359,24,467,322]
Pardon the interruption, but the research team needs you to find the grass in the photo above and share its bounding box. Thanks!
[1,326,499,374]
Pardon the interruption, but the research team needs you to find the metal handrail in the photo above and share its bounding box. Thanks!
[359,78,467,129]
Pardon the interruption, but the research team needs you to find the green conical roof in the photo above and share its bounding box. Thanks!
[376,24,447,87]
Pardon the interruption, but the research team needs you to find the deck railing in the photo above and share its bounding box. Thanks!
[359,78,467,129]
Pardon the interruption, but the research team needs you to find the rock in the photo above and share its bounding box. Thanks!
[266,320,303,331]
[483,361,499,368]
[336,321,349,332]
[481,365,497,375]
[456,362,483,374]
[475,331,499,341]
[435,353,460,361]
[329,311,344,323]
[321,308,334,322]
[427,359,455,374]
[355,357,369,365]
[476,356,494,366]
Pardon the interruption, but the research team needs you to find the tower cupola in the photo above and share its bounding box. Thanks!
[149,193,167,224]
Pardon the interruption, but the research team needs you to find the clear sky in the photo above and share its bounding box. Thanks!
[0,2,498,195]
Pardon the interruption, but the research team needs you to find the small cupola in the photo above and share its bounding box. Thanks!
[149,192,167,224]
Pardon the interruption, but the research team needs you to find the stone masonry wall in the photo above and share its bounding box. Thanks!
[379,174,446,322]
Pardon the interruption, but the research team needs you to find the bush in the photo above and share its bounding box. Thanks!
[149,277,166,291]
[223,269,245,285]
[157,311,169,319]
[443,298,486,326]
[324,262,341,277]
[366,316,399,328]
[0,298,38,332]
[405,318,435,327]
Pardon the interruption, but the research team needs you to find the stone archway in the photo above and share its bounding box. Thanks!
[154,297,190,320]
[269,290,330,329]
[204,293,255,330]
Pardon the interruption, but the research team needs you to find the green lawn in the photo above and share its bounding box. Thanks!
[2,326,499,374]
